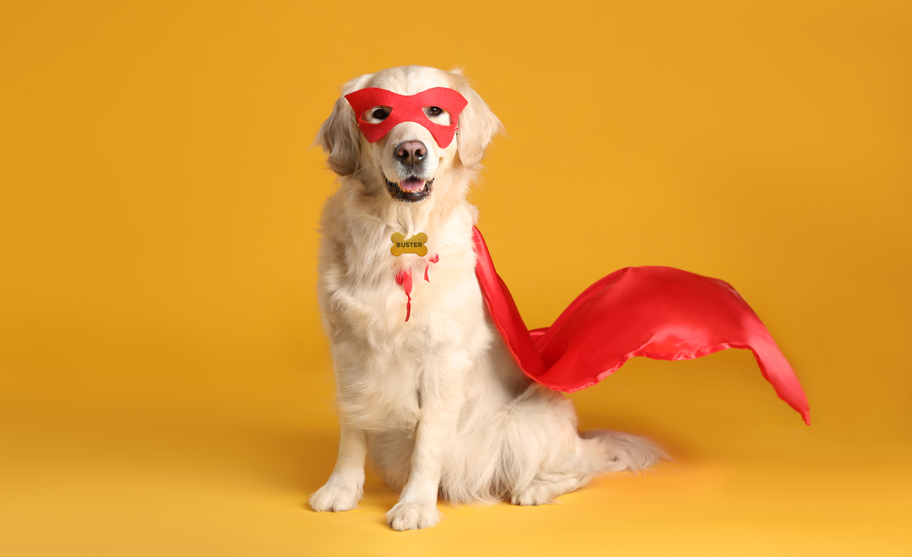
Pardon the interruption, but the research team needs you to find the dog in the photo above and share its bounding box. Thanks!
[309,66,663,531]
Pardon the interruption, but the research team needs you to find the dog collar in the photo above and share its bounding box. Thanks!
[344,88,468,148]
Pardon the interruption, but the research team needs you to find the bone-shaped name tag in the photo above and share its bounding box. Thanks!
[390,233,428,256]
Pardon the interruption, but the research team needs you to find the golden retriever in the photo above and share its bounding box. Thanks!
[309,66,662,531]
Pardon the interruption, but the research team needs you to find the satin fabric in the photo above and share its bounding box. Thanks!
[344,87,468,148]
[471,226,811,424]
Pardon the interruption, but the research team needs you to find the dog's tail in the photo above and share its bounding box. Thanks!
[580,430,669,473]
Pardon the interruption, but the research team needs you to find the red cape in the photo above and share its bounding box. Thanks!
[472,226,810,425]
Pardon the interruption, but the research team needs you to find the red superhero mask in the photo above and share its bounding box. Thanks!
[344,87,468,148]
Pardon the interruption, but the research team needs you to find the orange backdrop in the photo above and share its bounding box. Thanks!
[1,1,910,556]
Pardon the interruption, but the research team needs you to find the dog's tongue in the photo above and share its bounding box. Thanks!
[399,178,425,192]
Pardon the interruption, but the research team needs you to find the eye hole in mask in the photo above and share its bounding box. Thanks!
[369,107,391,121]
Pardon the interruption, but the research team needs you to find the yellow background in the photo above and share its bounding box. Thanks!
[2,1,910,555]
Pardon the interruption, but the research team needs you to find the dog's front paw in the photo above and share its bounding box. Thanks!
[386,501,441,531]
[309,483,361,512]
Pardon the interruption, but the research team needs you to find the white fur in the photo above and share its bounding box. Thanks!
[309,66,665,531]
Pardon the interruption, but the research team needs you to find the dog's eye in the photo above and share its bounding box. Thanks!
[371,107,390,121]
[426,106,443,117]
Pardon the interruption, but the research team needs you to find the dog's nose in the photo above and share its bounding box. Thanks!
[395,141,427,167]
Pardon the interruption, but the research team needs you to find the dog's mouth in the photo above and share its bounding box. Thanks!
[386,176,434,203]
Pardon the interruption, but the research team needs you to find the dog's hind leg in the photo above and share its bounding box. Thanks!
[500,385,665,506]
[510,468,594,506]
[509,433,665,506]
[309,423,367,512]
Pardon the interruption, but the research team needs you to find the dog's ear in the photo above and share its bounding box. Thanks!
[448,70,503,169]
[316,75,372,176]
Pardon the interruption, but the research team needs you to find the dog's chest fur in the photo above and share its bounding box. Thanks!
[317,192,493,430]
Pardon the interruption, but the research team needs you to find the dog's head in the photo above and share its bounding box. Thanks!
[317,66,501,205]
